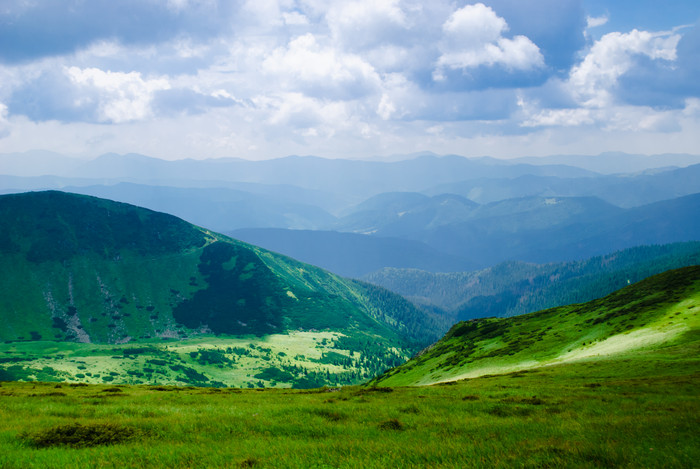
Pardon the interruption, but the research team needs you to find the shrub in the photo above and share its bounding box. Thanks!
[378,418,404,431]
[21,423,139,448]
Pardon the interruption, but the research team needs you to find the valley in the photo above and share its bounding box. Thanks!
[0,152,698,467]
[3,2,700,465]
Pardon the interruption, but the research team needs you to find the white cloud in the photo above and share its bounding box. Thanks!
[442,2,506,44]
[282,11,309,26]
[327,0,410,50]
[586,15,609,29]
[262,34,381,99]
[521,107,595,128]
[65,67,170,123]
[377,94,396,120]
[520,28,685,133]
[569,29,681,108]
[0,102,10,138]
[435,3,544,76]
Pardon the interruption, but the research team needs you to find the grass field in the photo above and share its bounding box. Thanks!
[1,340,697,468]
[376,266,700,387]
[0,331,405,389]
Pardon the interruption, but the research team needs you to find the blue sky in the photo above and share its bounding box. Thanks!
[0,0,698,160]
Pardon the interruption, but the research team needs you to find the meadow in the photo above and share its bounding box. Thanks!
[1,340,697,469]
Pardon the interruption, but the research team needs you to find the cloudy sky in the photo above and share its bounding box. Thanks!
[1,0,699,160]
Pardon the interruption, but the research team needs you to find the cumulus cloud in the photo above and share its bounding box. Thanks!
[569,29,681,108]
[262,34,381,100]
[327,0,410,50]
[65,67,170,123]
[0,0,698,159]
[434,3,544,80]
[520,26,690,133]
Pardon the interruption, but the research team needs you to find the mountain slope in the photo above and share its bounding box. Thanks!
[230,228,473,277]
[415,193,700,267]
[364,241,700,318]
[373,266,700,386]
[424,163,700,207]
[0,191,440,387]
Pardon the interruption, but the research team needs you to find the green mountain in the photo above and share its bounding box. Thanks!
[373,266,700,386]
[364,241,700,318]
[0,191,440,388]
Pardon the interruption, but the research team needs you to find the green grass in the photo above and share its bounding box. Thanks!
[375,266,700,386]
[0,343,697,468]
[0,331,406,388]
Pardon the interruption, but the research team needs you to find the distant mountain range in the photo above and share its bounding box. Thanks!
[2,149,699,289]
[234,194,700,275]
[3,151,700,214]
[365,242,700,320]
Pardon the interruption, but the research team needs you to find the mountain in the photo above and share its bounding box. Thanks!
[0,152,595,203]
[336,194,619,243]
[60,183,336,231]
[410,194,700,267]
[0,191,441,388]
[234,193,700,275]
[0,150,85,177]
[364,242,700,319]
[373,265,700,386]
[333,192,479,237]
[512,152,700,174]
[423,163,700,208]
[230,228,473,277]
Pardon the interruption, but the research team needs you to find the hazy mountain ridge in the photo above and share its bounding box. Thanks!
[364,242,700,320]
[229,228,473,277]
[424,164,700,207]
[237,194,700,275]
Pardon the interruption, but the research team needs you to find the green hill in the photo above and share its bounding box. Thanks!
[0,191,440,388]
[373,266,700,386]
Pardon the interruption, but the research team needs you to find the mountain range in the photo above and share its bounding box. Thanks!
[234,193,700,275]
[365,242,700,320]
[3,151,699,277]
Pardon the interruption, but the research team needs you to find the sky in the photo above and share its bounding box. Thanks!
[0,0,699,161]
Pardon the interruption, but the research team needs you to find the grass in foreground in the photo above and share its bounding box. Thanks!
[0,342,697,468]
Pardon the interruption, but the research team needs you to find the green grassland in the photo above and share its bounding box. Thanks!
[0,342,697,468]
[375,266,700,386]
[0,267,698,468]
[0,331,406,389]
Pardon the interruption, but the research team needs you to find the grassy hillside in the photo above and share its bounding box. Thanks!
[373,266,700,386]
[0,191,439,388]
[0,341,697,468]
